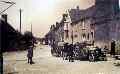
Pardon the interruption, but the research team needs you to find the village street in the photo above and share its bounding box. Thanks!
[3,44,120,74]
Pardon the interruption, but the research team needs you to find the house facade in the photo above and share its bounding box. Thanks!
[63,0,120,48]
[46,0,120,49]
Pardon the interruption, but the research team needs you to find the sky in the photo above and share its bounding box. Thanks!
[0,0,119,38]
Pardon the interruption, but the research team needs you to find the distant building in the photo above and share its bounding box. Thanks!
[45,15,65,46]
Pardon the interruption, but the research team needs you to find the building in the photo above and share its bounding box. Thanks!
[46,0,120,49]
[45,15,65,46]
[1,14,22,51]
[63,0,120,48]
[64,7,94,45]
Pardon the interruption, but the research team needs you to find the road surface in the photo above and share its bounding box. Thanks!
[3,45,120,74]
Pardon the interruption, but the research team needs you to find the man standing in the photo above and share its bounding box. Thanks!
[27,40,34,64]
[110,40,116,57]
[63,43,68,60]
[68,44,74,62]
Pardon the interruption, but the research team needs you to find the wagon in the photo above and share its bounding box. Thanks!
[57,42,65,57]
[88,46,96,62]
[73,43,89,60]
[88,46,107,61]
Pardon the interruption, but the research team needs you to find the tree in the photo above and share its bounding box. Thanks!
[22,31,34,48]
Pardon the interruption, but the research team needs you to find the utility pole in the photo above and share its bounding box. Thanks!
[31,23,32,34]
[31,23,34,41]
[19,9,22,33]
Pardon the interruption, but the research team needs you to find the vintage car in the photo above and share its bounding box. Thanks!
[73,43,89,60]
[57,42,65,57]
[88,46,107,62]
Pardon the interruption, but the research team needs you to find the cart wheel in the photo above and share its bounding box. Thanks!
[89,55,95,62]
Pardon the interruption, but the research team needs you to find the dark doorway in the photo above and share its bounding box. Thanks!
[110,40,116,55]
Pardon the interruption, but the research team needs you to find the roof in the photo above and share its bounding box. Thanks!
[84,6,95,18]
[1,18,22,51]
[68,8,85,23]
[68,2,119,24]
[1,19,17,34]
[68,6,95,24]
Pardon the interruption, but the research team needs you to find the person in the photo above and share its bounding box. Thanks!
[96,46,102,55]
[103,45,108,54]
[68,44,74,62]
[62,43,68,60]
[101,46,108,61]
[95,46,101,61]
[51,40,55,56]
[89,50,95,62]
[27,40,34,64]
[110,40,116,56]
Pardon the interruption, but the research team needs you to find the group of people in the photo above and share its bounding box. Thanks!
[51,42,110,62]
[88,46,108,62]
[62,43,74,62]
[61,43,94,62]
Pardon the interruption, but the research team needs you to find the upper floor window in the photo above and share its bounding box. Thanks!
[74,34,78,38]
[90,24,95,29]
[87,33,89,40]
[91,32,94,38]
[65,30,69,38]
[82,33,86,38]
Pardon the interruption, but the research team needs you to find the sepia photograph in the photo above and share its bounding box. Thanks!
[1,0,120,74]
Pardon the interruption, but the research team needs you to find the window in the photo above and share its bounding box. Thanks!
[65,30,69,38]
[82,33,86,38]
[91,32,93,38]
[74,34,78,38]
[87,33,89,40]
[90,24,95,29]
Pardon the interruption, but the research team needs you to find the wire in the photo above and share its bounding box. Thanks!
[0,1,15,14]
[0,4,13,14]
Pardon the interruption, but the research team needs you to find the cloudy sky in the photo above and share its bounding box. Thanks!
[0,0,119,37]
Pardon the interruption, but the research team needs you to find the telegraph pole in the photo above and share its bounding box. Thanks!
[31,23,32,34]
[19,9,22,33]
[31,23,33,40]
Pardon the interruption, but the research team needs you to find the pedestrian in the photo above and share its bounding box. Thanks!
[27,40,34,64]
[51,40,55,56]
[100,46,108,61]
[62,43,68,60]
[68,44,74,62]
[110,40,116,57]
[103,45,108,54]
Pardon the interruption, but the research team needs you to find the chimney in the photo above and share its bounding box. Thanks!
[76,6,79,10]
[1,14,7,23]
